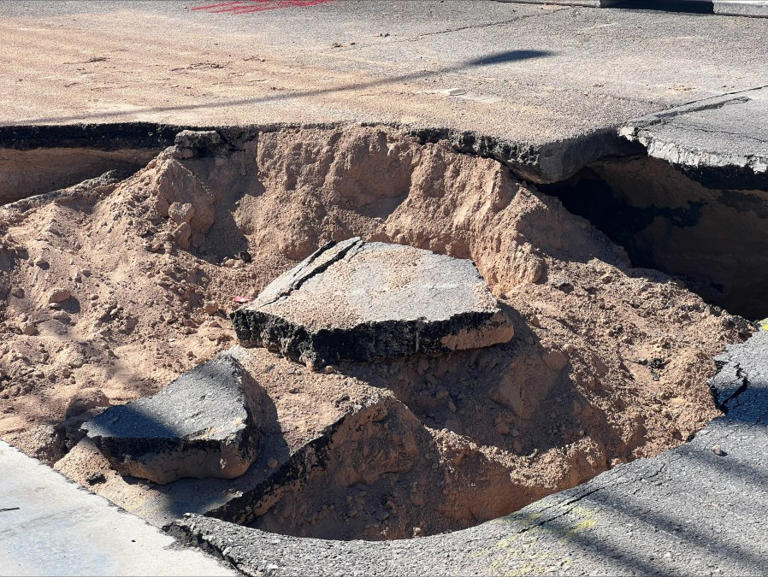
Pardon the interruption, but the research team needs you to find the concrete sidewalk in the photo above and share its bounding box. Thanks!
[0,440,237,577]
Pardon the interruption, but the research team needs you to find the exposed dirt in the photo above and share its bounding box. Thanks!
[544,156,768,319]
[0,125,746,540]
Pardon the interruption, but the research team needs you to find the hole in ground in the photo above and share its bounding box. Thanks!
[0,124,749,541]
[0,123,183,205]
[541,155,768,320]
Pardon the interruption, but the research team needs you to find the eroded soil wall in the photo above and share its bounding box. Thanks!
[544,156,768,319]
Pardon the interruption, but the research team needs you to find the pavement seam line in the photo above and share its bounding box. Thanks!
[405,7,569,41]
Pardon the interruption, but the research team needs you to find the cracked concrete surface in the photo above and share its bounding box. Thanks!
[620,86,768,184]
[171,330,768,576]
[232,238,514,367]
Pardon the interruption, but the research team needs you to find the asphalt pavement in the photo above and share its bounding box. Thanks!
[172,329,768,576]
[2,1,768,180]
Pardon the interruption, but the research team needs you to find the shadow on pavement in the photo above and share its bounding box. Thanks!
[15,49,555,125]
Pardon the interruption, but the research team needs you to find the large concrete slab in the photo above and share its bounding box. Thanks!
[171,330,768,576]
[620,86,768,185]
[232,239,514,367]
[0,440,236,577]
[55,346,392,528]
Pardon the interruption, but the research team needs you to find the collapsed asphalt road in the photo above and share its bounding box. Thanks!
[171,329,768,576]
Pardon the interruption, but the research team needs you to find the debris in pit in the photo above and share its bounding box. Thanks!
[82,350,262,484]
[85,472,106,485]
[231,238,515,368]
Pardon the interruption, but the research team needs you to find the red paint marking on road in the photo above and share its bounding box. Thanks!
[204,0,269,13]
[233,0,331,13]
[191,1,249,11]
[192,0,333,14]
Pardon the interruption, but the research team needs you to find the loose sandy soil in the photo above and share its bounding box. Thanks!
[0,125,745,539]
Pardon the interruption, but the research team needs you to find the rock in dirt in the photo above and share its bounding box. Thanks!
[231,238,515,368]
[86,472,107,485]
[168,202,195,225]
[173,130,223,159]
[20,321,37,336]
[82,349,262,484]
[48,287,71,303]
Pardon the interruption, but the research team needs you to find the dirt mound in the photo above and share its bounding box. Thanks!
[0,125,745,539]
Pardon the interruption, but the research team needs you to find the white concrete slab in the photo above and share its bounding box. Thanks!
[0,441,237,577]
[715,0,768,17]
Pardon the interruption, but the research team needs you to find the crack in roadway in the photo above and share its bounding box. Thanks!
[718,361,750,411]
[517,460,671,535]
[404,8,568,42]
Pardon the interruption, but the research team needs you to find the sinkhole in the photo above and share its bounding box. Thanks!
[0,123,761,541]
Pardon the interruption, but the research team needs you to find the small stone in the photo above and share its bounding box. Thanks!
[85,472,107,486]
[52,311,70,323]
[543,349,568,371]
[20,322,37,336]
[712,444,727,457]
[34,258,49,268]
[11,287,24,298]
[203,301,219,315]
[334,393,350,405]
[168,202,195,225]
[48,288,71,303]
[66,389,109,419]
[173,130,222,158]
[222,258,235,268]
[238,250,252,263]
[173,222,192,250]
